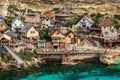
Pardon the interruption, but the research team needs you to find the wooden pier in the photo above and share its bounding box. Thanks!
[36,50,104,55]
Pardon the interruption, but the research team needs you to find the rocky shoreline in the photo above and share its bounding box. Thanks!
[0,52,119,71]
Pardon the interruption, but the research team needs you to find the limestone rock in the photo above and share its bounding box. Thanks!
[100,57,116,65]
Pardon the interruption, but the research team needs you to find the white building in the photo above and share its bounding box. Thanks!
[12,17,26,32]
[41,18,54,29]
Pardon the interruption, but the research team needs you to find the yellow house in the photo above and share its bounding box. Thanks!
[65,31,76,50]
[25,26,39,39]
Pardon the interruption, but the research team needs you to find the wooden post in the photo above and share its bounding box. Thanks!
[109,40,112,51]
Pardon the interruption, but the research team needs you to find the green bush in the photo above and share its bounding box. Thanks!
[18,50,34,61]
[90,13,103,28]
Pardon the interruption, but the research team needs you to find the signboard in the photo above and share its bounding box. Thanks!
[38,42,45,48]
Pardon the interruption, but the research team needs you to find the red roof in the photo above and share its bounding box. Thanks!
[41,11,55,18]
[25,14,40,23]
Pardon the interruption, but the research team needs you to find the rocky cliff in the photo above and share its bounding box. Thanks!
[0,0,120,16]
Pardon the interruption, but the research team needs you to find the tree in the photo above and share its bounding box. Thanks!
[90,13,103,28]
[39,28,52,40]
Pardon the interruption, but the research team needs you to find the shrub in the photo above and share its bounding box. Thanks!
[18,50,34,61]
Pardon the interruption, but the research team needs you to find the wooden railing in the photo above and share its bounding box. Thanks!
[36,50,104,55]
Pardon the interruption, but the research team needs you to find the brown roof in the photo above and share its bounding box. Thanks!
[25,13,40,23]
[98,17,114,27]
[5,31,19,38]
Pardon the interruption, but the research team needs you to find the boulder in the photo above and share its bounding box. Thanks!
[100,57,116,65]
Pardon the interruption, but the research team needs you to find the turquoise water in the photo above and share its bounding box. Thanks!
[0,58,120,80]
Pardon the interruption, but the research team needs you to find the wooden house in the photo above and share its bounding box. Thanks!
[56,8,73,26]
[23,26,39,40]
[24,13,40,28]
[94,16,118,48]
[12,17,26,32]
[74,13,94,30]
[98,17,118,40]
[41,18,55,29]
[65,30,75,50]
[51,29,65,51]
[0,31,19,43]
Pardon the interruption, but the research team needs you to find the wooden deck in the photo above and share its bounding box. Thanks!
[36,50,104,55]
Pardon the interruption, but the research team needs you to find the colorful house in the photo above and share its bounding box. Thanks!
[74,13,94,30]
[41,11,55,29]
[23,26,39,40]
[41,18,55,29]
[64,31,76,50]
[11,17,26,32]
[51,29,65,51]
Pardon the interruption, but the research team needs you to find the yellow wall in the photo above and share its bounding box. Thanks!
[65,33,74,44]
[26,27,39,38]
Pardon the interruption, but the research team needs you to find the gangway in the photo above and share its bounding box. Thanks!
[3,45,24,64]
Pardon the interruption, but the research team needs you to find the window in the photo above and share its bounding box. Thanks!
[46,19,49,21]
[30,31,35,34]
[68,35,71,38]
[57,32,59,34]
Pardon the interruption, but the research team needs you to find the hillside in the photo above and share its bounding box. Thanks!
[0,0,120,16]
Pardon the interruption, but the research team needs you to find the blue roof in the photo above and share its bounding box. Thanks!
[0,16,3,21]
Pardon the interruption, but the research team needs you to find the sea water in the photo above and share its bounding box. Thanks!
[0,58,120,80]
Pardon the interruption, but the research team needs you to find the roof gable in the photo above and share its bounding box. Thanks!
[12,17,25,28]
[75,14,94,29]
[51,30,65,38]
[26,27,38,33]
